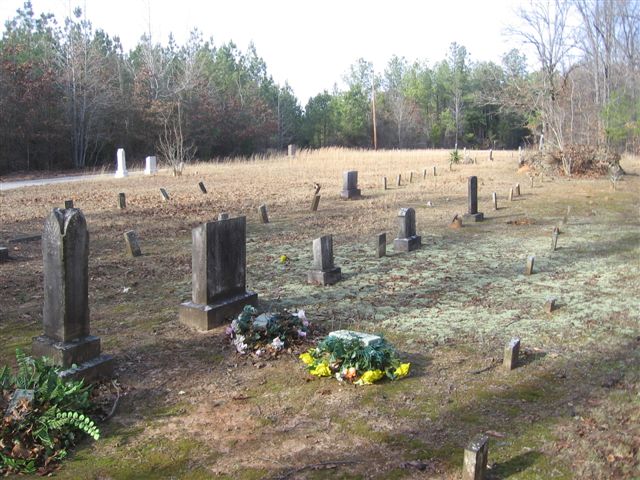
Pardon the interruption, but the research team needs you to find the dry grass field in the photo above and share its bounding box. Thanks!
[1,148,639,479]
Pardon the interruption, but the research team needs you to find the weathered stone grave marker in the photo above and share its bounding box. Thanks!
[144,155,157,175]
[258,204,269,223]
[463,176,484,222]
[340,170,361,199]
[530,176,534,188]
[64,200,74,209]
[489,148,493,161]
[311,195,321,212]
[376,233,386,258]
[492,192,498,210]
[198,181,207,194]
[32,208,114,381]
[515,183,521,196]
[160,188,170,201]
[123,230,142,257]
[397,174,402,187]
[462,434,489,480]
[503,337,521,370]
[218,212,229,221]
[432,166,437,176]
[423,168,427,179]
[0,246,8,262]
[313,182,321,195]
[525,255,535,275]
[394,208,421,252]
[307,235,342,285]
[508,187,514,202]
[544,297,557,313]
[551,227,559,251]
[118,193,126,209]
[329,330,382,347]
[179,216,258,330]
[409,171,414,183]
[383,176,387,190]
[518,146,524,164]
[115,148,128,178]
[288,144,297,157]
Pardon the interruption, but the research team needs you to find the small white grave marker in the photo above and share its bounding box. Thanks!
[115,148,128,178]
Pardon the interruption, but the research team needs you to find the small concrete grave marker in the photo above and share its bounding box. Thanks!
[432,166,437,176]
[288,144,297,157]
[450,214,462,229]
[463,176,484,222]
[423,168,427,179]
[123,230,142,257]
[525,255,535,275]
[160,188,170,201]
[551,227,559,251]
[376,233,386,258]
[64,199,74,209]
[340,170,361,199]
[397,174,402,187]
[489,148,493,161]
[409,171,414,183]
[508,188,514,201]
[311,195,321,212]
[0,246,8,262]
[518,146,524,165]
[218,212,229,221]
[115,148,128,178]
[198,181,207,194]
[144,155,157,175]
[503,337,521,370]
[394,208,421,252]
[544,297,557,313]
[307,235,342,285]
[530,176,534,188]
[32,208,114,381]
[462,434,489,480]
[515,183,521,196]
[492,192,498,210]
[258,204,269,223]
[179,216,258,330]
[118,192,126,209]
[328,330,382,347]
[383,176,387,190]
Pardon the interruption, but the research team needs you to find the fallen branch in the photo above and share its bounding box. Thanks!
[273,460,362,479]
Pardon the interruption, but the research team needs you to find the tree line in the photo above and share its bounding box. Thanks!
[1,0,638,173]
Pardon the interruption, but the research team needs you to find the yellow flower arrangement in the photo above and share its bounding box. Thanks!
[299,352,315,366]
[356,369,385,385]
[394,363,411,378]
[310,362,332,377]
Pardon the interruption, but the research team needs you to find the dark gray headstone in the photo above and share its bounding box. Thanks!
[432,166,436,177]
[307,235,341,285]
[409,171,413,183]
[218,212,229,221]
[503,337,520,370]
[198,181,207,194]
[118,192,126,209]
[393,208,421,252]
[340,170,361,199]
[544,297,557,313]
[463,434,489,480]
[32,208,113,381]
[64,200,74,209]
[311,195,321,212]
[397,174,402,187]
[124,230,142,257]
[463,176,484,222]
[376,233,386,258]
[259,204,269,224]
[179,216,258,330]
[160,188,170,201]
[0,246,8,262]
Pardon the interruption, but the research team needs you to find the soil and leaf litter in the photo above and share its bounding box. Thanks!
[0,148,638,478]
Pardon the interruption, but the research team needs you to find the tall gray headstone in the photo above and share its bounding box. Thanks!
[179,216,258,330]
[115,148,128,178]
[376,233,386,258]
[288,144,297,157]
[144,155,157,175]
[393,208,421,252]
[32,208,113,381]
[307,235,342,285]
[340,170,361,199]
[463,176,484,222]
[462,434,489,480]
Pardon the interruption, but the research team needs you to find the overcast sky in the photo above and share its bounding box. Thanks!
[0,0,533,103]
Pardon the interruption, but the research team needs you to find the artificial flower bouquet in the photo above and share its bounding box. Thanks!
[300,330,410,385]
[227,305,310,355]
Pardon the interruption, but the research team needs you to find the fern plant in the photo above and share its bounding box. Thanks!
[0,349,100,475]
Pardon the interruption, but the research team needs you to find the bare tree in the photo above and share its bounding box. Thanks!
[156,102,195,176]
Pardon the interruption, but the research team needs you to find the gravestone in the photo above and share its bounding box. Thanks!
[397,174,402,187]
[160,188,170,201]
[123,230,142,257]
[515,183,521,196]
[551,227,559,251]
[409,171,413,183]
[462,434,489,480]
[0,246,8,262]
[394,208,421,252]
[503,337,521,370]
[313,183,321,195]
[64,200,74,209]
[508,188,514,202]
[118,193,126,209]
[144,156,157,175]
[383,176,387,190]
[198,181,207,194]
[307,235,342,285]
[218,212,229,221]
[492,192,498,210]
[525,256,535,275]
[489,148,493,161]
[423,168,427,179]
[114,148,128,178]
[376,233,386,258]
[288,144,297,157]
[518,146,523,165]
[340,171,361,199]
[5,389,34,421]
[179,216,258,330]
[311,195,321,212]
[544,297,557,313]
[259,204,269,223]
[32,208,113,381]
[530,176,534,188]
[328,330,382,347]
[432,166,437,176]
[463,176,484,222]
[449,214,462,229]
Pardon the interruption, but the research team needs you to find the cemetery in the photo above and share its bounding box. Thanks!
[0,147,638,478]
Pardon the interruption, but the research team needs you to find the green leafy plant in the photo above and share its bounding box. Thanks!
[0,350,100,475]
[449,149,461,164]
[300,333,411,385]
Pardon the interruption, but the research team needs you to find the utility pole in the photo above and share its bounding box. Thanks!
[371,68,377,150]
